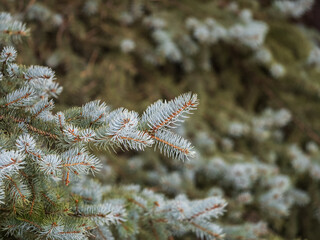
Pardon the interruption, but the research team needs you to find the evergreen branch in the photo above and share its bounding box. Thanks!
[41,193,56,206]
[152,99,196,131]
[106,108,139,137]
[28,183,36,215]
[152,130,195,161]
[20,218,42,230]
[65,170,70,186]
[127,197,147,209]
[0,40,206,239]
[116,131,154,151]
[66,114,83,123]
[94,126,153,151]
[26,123,58,139]
[1,46,16,72]
[5,93,31,106]
[23,65,55,82]
[191,222,223,239]
[89,113,105,126]
[74,203,126,226]
[0,158,21,170]
[27,151,42,160]
[120,135,150,145]
[40,154,62,176]
[18,170,36,216]
[16,134,43,161]
[58,230,82,234]
[31,99,54,119]
[82,100,109,126]
[44,222,56,237]
[65,126,81,141]
[151,135,189,154]
[95,226,108,240]
[0,150,25,176]
[3,87,34,107]
[186,197,227,221]
[189,204,224,220]
[2,114,58,139]
[142,92,199,131]
[56,112,65,134]
[62,162,92,167]
[1,29,28,37]
[5,175,26,203]
[64,125,95,143]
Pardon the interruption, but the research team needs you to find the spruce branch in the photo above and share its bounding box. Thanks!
[191,221,224,240]
[81,100,110,126]
[0,46,17,63]
[73,203,126,226]
[0,12,29,44]
[152,130,196,161]
[142,92,199,132]
[3,86,35,108]
[0,41,208,239]
[0,150,25,177]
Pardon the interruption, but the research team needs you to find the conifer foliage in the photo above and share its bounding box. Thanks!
[2,0,320,239]
[0,13,227,240]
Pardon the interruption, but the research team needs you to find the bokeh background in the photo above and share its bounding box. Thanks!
[2,0,320,239]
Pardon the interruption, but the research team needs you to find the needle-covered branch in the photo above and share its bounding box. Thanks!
[0,12,29,44]
[142,92,199,131]
[0,17,223,240]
